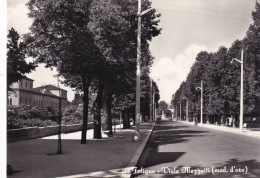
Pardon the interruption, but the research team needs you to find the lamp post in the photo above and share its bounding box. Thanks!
[153,91,159,121]
[150,78,159,122]
[57,78,62,154]
[135,0,154,141]
[231,48,244,132]
[179,102,182,121]
[196,80,203,124]
[175,104,177,120]
[150,78,153,122]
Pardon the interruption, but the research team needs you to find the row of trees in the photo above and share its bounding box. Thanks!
[7,0,161,143]
[171,2,260,123]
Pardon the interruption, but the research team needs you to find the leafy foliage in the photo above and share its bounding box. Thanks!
[25,0,161,140]
[7,104,88,129]
[7,105,58,129]
[159,100,168,111]
[171,1,260,121]
[7,28,35,88]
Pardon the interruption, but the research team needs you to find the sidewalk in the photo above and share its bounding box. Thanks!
[178,120,260,139]
[7,122,155,178]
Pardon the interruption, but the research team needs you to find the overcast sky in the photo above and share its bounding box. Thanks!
[6,0,256,102]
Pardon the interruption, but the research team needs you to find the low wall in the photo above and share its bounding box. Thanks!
[7,123,94,143]
[7,121,121,142]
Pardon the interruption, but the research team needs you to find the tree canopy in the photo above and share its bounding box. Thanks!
[25,0,161,141]
[171,1,260,122]
[7,28,35,88]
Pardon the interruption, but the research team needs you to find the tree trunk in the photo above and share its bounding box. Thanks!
[103,93,113,135]
[81,77,91,144]
[132,108,136,126]
[142,112,145,123]
[125,109,130,129]
[93,80,104,139]
[122,110,127,129]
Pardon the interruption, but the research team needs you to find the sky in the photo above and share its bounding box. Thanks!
[5,0,256,103]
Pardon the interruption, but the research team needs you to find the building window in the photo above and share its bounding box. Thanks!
[20,81,23,88]
[20,96,23,104]
[26,82,27,88]
[10,98,12,105]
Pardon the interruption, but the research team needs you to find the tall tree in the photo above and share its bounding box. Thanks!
[243,1,260,118]
[172,1,260,123]
[25,0,103,144]
[159,100,168,112]
[7,28,35,89]
[87,0,161,137]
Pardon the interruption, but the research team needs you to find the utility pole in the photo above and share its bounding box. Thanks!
[57,78,62,154]
[135,0,153,141]
[153,92,156,121]
[150,78,153,122]
[240,49,244,132]
[200,80,203,124]
[196,80,203,124]
[186,99,189,122]
[231,48,244,132]
[175,104,177,120]
[179,102,181,121]
[134,0,142,141]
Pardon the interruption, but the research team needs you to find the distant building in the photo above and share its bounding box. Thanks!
[8,77,68,109]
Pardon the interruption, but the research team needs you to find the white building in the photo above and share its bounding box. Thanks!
[8,77,68,109]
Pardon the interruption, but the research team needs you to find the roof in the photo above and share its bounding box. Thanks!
[10,88,65,99]
[31,88,59,97]
[34,85,67,92]
[23,76,34,81]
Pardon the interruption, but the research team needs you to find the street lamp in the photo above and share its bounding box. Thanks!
[196,80,203,124]
[230,48,244,132]
[179,101,182,121]
[152,91,159,121]
[57,78,62,154]
[150,78,159,122]
[150,78,153,122]
[135,0,154,141]
[175,104,178,120]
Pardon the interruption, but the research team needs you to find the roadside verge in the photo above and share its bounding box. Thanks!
[121,122,156,178]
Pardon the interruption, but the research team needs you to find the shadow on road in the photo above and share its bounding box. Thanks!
[137,121,209,169]
[135,121,260,177]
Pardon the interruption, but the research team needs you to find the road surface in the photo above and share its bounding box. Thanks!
[135,119,260,177]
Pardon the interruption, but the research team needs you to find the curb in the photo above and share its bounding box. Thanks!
[122,122,156,178]
[178,121,260,139]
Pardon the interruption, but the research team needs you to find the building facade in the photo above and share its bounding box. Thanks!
[8,77,68,109]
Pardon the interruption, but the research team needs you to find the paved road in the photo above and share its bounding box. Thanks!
[135,119,260,178]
